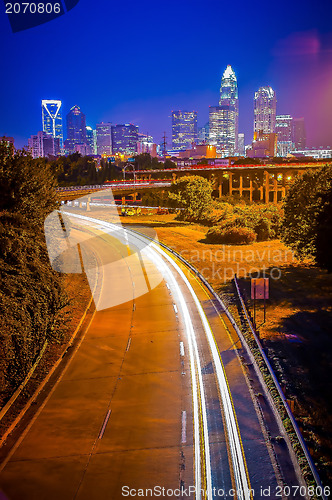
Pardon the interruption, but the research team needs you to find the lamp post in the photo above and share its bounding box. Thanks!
[123,163,135,183]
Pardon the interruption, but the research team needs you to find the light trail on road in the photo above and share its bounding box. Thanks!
[65,212,252,500]
[67,212,212,500]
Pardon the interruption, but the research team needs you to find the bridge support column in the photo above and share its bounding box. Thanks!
[259,186,264,200]
[218,174,222,198]
[229,173,233,197]
[86,196,91,211]
[249,174,253,202]
[122,196,126,205]
[273,177,278,204]
[264,171,270,203]
[239,173,243,198]
[132,192,137,202]
[172,173,177,182]
[282,173,287,199]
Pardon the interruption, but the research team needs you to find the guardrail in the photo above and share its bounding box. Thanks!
[57,181,172,192]
[233,274,327,499]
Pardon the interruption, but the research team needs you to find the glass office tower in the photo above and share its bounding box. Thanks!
[111,124,139,155]
[276,114,294,156]
[171,111,197,150]
[41,100,63,148]
[96,122,112,156]
[65,105,87,153]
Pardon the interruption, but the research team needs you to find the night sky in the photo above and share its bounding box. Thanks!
[1,0,332,149]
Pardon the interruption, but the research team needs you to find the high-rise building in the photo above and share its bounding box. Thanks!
[218,65,239,154]
[238,133,245,156]
[65,105,87,153]
[197,122,209,144]
[209,107,238,157]
[86,126,96,155]
[171,111,197,150]
[41,100,63,148]
[254,87,277,134]
[28,131,60,158]
[292,118,306,150]
[111,124,138,155]
[276,115,294,157]
[96,122,112,156]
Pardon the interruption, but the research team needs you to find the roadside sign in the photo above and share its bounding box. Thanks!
[251,278,269,324]
[251,278,269,299]
[127,158,135,162]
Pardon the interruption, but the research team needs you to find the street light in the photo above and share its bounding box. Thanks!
[123,163,136,183]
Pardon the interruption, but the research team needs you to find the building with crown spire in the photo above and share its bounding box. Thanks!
[254,86,277,134]
[209,65,239,156]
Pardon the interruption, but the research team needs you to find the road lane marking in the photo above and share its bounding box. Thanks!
[98,409,112,439]
[149,241,252,500]
[142,247,212,500]
[181,411,187,444]
[173,303,178,314]
[126,338,132,352]
[67,213,212,500]
[180,341,185,357]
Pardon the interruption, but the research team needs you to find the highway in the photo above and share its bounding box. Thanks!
[0,213,299,499]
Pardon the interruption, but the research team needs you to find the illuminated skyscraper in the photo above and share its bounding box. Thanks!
[197,122,209,144]
[292,118,306,150]
[254,87,277,134]
[111,124,138,155]
[171,111,197,150]
[276,115,293,156]
[238,133,245,156]
[41,100,63,148]
[65,105,87,153]
[209,65,239,156]
[86,126,96,155]
[96,122,112,155]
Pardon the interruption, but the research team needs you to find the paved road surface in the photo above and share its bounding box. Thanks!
[0,214,303,499]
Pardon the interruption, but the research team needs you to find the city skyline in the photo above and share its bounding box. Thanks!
[3,72,326,154]
[1,0,332,149]
[34,81,307,157]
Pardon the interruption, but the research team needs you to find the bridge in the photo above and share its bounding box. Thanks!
[57,161,332,204]
[135,161,332,203]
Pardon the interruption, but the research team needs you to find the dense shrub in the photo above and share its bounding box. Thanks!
[198,202,234,226]
[226,203,282,240]
[253,217,271,241]
[206,225,257,244]
[168,176,213,221]
[0,143,68,403]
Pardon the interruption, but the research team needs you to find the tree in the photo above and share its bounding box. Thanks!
[315,188,332,271]
[135,153,153,170]
[0,143,58,227]
[0,143,68,400]
[164,158,176,169]
[281,165,332,263]
[168,175,213,220]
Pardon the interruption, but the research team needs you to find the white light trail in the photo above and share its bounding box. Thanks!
[65,212,252,500]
